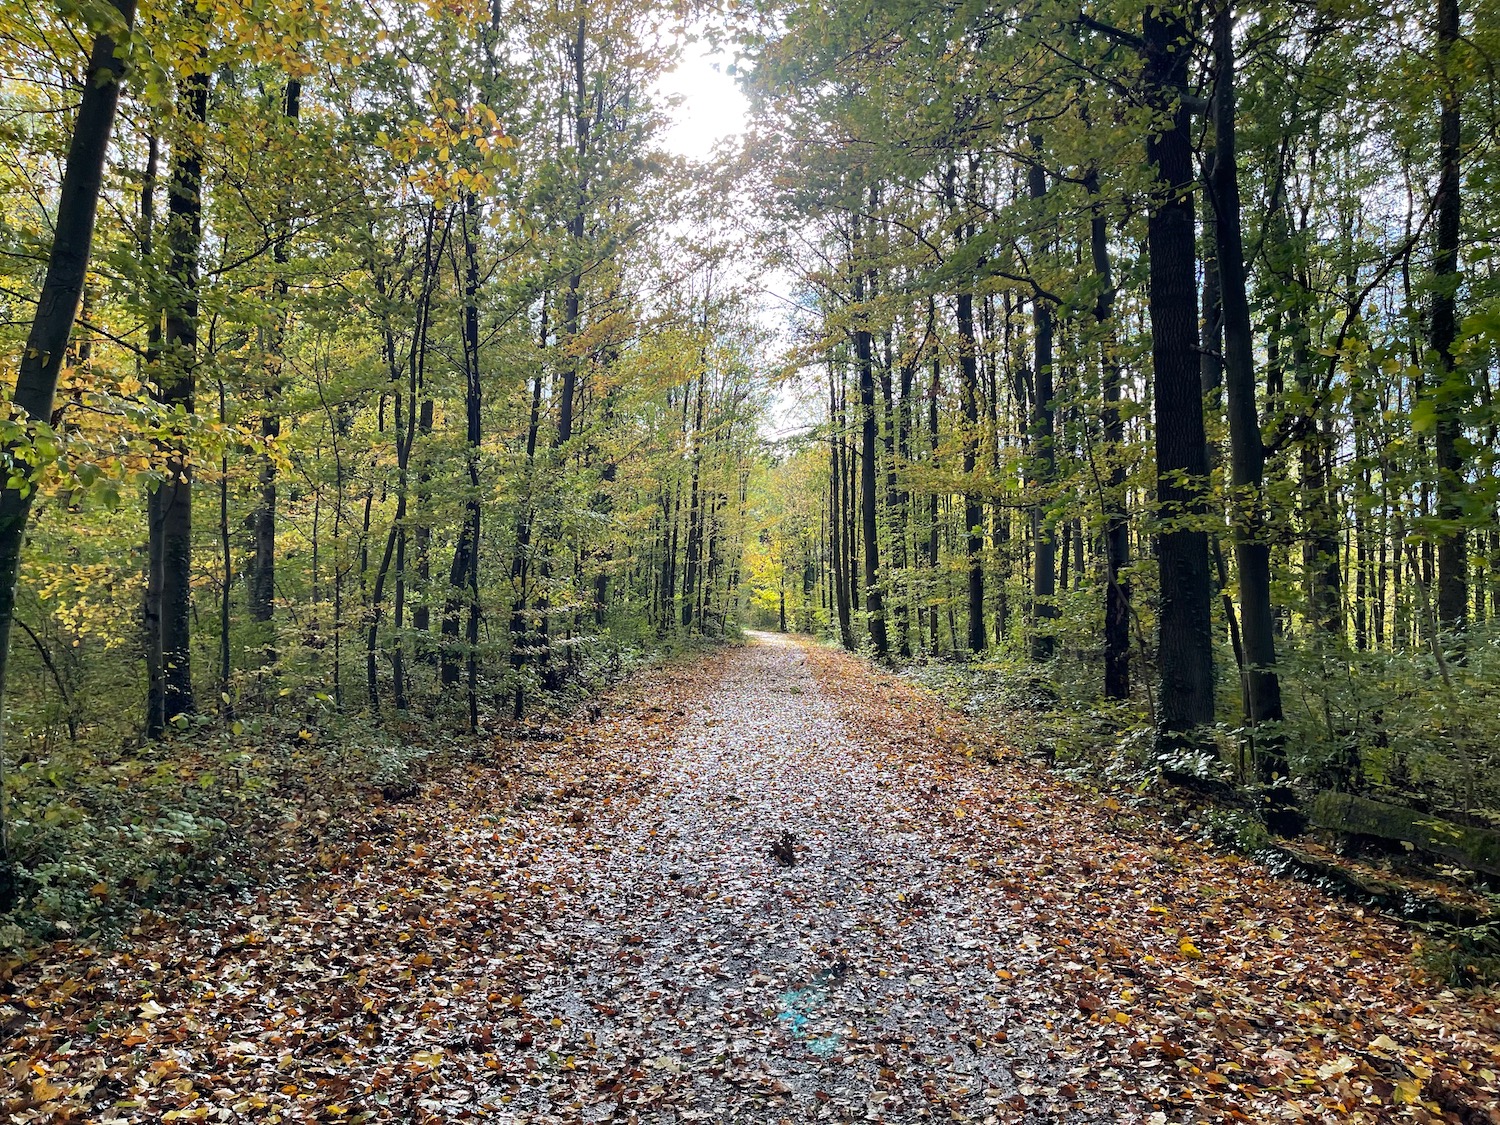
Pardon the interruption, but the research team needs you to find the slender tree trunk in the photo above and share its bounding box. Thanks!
[987,294,1011,646]
[956,292,985,655]
[682,373,706,629]
[441,193,484,723]
[152,58,211,731]
[830,361,854,648]
[1027,147,1058,661]
[509,299,547,718]
[891,339,915,659]
[140,134,166,736]
[412,396,434,638]
[1210,2,1287,786]
[1087,170,1131,700]
[927,346,941,653]
[853,212,889,658]
[947,180,987,656]
[1431,0,1467,632]
[247,77,301,636]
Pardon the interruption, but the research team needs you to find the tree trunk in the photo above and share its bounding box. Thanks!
[829,362,854,648]
[956,292,985,655]
[682,373,706,629]
[1027,146,1057,661]
[927,345,941,653]
[1144,3,1215,748]
[853,211,889,658]
[509,298,547,718]
[442,193,484,723]
[1431,0,1467,632]
[152,59,212,732]
[1086,169,1131,700]
[247,77,301,635]
[1210,1,1288,786]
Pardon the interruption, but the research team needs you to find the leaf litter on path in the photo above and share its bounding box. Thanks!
[3,632,1498,1123]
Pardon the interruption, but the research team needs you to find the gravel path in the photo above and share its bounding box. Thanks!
[502,631,1097,1124]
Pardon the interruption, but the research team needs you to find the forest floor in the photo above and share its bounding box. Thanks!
[4,633,1500,1124]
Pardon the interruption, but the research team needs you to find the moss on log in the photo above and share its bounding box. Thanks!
[1308,792,1500,878]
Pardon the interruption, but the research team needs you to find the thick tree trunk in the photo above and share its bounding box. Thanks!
[1144,3,1216,748]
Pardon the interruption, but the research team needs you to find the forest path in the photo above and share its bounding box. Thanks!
[8,636,1500,1124]
[498,630,1076,1123]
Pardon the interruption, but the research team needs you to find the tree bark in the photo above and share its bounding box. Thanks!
[956,284,986,656]
[1144,3,1216,748]
[1027,145,1057,661]
[682,372,707,629]
[441,192,484,727]
[1431,0,1467,632]
[853,209,889,658]
[247,77,301,633]
[151,55,211,732]
[829,361,854,648]
[1209,1,1288,785]
[1086,169,1131,700]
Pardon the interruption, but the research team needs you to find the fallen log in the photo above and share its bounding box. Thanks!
[1306,791,1500,878]
[1259,840,1490,928]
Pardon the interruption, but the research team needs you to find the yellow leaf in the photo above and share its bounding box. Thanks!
[1178,939,1203,960]
[31,1078,66,1102]
[1316,1055,1358,1080]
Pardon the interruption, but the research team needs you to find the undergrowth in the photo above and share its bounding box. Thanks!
[895,634,1500,988]
[0,637,675,948]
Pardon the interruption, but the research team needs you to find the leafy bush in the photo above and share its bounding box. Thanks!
[1416,920,1500,988]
